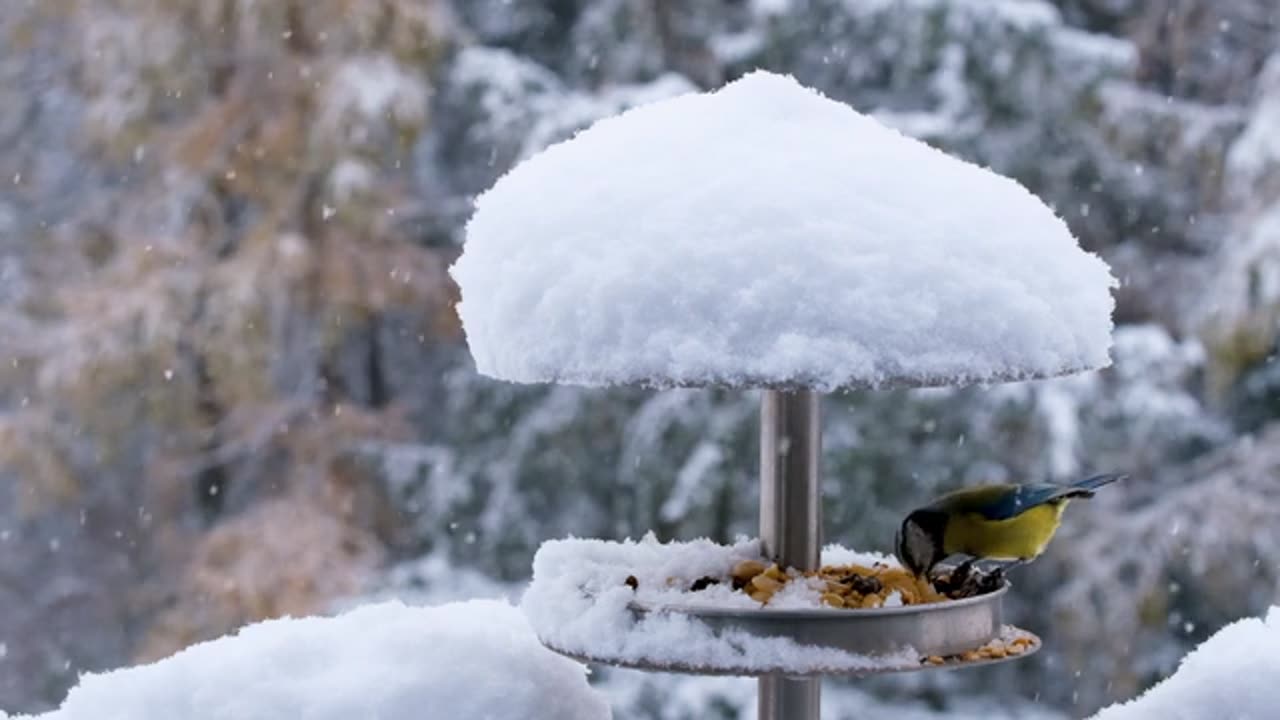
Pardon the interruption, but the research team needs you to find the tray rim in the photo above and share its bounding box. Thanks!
[543,626,1041,677]
[628,579,1009,619]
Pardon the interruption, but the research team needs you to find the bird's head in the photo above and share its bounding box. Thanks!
[894,509,948,577]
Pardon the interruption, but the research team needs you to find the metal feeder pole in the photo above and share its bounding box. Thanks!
[759,389,822,720]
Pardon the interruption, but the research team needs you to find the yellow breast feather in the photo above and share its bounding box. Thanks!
[943,501,1071,562]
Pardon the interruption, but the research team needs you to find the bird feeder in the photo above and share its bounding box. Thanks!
[451,71,1117,720]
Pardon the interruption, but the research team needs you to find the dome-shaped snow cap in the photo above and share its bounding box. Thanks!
[451,71,1117,391]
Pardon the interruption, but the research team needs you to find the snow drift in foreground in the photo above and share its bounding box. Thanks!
[4,600,610,720]
[453,70,1116,391]
[1090,605,1280,720]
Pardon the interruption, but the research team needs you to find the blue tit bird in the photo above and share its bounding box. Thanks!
[894,472,1127,577]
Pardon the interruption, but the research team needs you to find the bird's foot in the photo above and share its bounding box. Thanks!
[931,558,978,597]
[984,566,1006,591]
[977,559,1028,592]
[935,559,1021,598]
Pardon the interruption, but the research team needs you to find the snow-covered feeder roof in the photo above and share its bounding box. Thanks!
[452,71,1117,391]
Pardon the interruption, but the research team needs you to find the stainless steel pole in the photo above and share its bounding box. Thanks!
[758,389,822,720]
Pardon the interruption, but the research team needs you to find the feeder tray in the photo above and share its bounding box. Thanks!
[627,582,1017,671]
[523,539,1038,678]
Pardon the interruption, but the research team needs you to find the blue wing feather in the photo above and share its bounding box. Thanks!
[933,473,1125,521]
[963,484,1069,521]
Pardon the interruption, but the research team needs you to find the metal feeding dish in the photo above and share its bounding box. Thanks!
[629,582,1019,670]
[528,542,1040,678]
[547,590,1042,677]
[546,615,1039,678]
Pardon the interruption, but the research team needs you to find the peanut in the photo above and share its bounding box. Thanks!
[731,560,767,580]
[750,574,784,593]
[825,580,851,595]
[763,564,787,581]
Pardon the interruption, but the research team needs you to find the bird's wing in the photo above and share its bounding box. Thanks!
[939,483,1076,521]
[1069,472,1127,492]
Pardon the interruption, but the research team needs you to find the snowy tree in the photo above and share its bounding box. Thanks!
[0,0,458,707]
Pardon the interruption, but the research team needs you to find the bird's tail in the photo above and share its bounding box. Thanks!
[1061,472,1128,499]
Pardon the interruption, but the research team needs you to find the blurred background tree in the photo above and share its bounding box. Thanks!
[0,0,1277,718]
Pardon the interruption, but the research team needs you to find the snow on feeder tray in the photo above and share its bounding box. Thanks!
[521,535,1038,677]
[451,71,1117,719]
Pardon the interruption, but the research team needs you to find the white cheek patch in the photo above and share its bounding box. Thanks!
[906,523,936,566]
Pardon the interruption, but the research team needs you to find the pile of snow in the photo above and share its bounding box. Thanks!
[521,534,918,674]
[453,70,1116,391]
[7,600,609,720]
[1090,606,1280,720]
[527,533,889,613]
